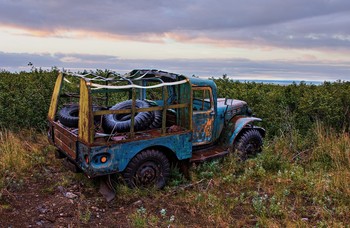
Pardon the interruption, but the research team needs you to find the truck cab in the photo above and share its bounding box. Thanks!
[48,69,265,189]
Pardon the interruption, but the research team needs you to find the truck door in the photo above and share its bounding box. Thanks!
[192,87,215,145]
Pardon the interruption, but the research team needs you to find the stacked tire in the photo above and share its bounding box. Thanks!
[102,100,162,133]
[58,100,163,133]
[58,105,103,128]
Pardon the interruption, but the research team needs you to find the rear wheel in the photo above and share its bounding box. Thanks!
[235,129,263,161]
[122,149,170,189]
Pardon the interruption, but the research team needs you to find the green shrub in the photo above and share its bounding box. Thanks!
[0,68,57,130]
[214,77,350,138]
[1,69,350,139]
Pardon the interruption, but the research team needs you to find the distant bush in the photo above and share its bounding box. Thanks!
[1,69,350,137]
[0,69,58,129]
[214,77,350,137]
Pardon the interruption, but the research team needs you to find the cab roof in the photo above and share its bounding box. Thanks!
[130,69,217,90]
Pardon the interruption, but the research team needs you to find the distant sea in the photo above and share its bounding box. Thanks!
[234,79,323,85]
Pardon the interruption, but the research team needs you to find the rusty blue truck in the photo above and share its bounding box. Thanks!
[48,69,265,189]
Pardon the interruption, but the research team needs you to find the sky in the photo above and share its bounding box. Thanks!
[0,0,350,81]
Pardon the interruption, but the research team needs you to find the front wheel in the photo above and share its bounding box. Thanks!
[122,149,170,189]
[234,129,263,161]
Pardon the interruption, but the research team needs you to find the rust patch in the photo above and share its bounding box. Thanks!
[203,117,214,137]
[190,145,228,163]
[53,123,78,159]
[168,125,182,133]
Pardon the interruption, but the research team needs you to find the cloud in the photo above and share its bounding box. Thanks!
[1,51,349,81]
[1,1,349,81]
[0,52,56,67]
[0,0,349,49]
[0,52,121,70]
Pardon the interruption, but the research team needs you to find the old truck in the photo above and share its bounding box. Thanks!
[48,69,265,189]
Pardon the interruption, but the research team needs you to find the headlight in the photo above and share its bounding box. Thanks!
[247,107,253,116]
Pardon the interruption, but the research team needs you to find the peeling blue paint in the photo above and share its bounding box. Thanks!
[78,132,192,177]
[227,116,263,146]
[49,70,265,180]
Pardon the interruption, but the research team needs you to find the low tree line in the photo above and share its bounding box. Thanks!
[1,69,349,138]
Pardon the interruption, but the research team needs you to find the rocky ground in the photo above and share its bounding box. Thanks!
[0,164,125,227]
[0,156,205,227]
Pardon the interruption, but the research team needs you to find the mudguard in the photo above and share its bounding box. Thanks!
[221,116,265,147]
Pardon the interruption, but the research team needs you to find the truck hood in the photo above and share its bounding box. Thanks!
[217,98,249,121]
[217,98,247,108]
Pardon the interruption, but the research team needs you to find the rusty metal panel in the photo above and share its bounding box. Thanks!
[192,113,215,145]
[219,116,262,148]
[177,78,192,130]
[192,87,215,145]
[53,123,78,159]
[78,79,94,144]
[81,131,193,177]
[48,72,63,120]
[190,145,228,163]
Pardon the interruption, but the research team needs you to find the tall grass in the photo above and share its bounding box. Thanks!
[171,122,350,226]
[0,130,31,174]
[311,123,350,170]
[0,129,48,189]
[1,70,350,226]
[0,119,348,226]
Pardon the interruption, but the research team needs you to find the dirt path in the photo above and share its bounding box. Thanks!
[0,165,128,227]
[0,158,204,227]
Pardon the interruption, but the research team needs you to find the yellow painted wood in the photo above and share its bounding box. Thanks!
[92,102,189,117]
[48,72,63,120]
[93,105,168,116]
[78,79,94,143]
[94,109,131,116]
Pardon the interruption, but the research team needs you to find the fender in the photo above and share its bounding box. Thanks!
[221,116,264,147]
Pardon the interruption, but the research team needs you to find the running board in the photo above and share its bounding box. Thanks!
[190,146,229,163]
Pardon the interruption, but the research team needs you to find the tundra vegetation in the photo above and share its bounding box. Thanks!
[0,69,349,227]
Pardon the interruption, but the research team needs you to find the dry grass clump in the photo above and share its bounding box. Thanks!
[311,123,350,170]
[0,129,48,188]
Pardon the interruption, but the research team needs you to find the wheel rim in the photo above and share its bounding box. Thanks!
[135,161,161,187]
[116,113,132,121]
[69,110,79,117]
[245,139,260,155]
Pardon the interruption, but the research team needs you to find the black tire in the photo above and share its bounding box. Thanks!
[146,100,163,129]
[58,105,79,128]
[122,149,170,189]
[58,104,102,128]
[234,129,263,161]
[150,110,162,129]
[102,100,154,133]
